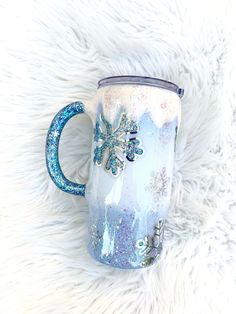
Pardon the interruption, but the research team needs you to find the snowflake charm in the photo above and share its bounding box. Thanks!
[93,112,143,176]
[136,219,164,267]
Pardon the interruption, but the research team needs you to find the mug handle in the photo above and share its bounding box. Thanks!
[45,101,87,196]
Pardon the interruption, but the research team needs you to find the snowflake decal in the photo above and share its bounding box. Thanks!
[146,167,170,203]
[136,219,164,267]
[93,112,143,176]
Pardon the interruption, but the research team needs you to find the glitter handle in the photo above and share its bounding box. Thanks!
[45,101,86,196]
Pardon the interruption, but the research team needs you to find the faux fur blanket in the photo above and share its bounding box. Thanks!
[0,0,235,313]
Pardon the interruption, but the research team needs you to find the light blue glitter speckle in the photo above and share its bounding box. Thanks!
[45,101,86,196]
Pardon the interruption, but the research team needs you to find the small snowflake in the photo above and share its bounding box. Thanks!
[136,219,164,267]
[93,111,143,176]
[146,167,170,203]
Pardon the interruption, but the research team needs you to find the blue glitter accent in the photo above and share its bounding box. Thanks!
[105,151,124,176]
[126,138,144,162]
[93,112,143,176]
[45,102,86,196]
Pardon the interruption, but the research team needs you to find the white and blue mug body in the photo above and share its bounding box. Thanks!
[46,76,183,269]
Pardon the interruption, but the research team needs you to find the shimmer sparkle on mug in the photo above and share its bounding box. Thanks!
[46,75,184,269]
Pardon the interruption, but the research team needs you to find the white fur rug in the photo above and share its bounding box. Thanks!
[0,1,235,313]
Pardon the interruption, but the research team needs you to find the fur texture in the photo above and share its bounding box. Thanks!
[0,0,235,313]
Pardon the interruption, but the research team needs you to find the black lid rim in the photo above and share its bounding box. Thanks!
[98,75,184,98]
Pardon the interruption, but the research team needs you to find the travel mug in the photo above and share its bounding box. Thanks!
[46,75,184,269]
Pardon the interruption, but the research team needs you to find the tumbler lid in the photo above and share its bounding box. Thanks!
[98,75,184,98]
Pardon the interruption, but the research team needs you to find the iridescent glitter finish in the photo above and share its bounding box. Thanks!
[46,102,86,196]
[45,75,183,269]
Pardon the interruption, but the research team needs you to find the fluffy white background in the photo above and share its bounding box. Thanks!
[0,0,236,313]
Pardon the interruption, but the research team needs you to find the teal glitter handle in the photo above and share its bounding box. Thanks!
[45,101,86,196]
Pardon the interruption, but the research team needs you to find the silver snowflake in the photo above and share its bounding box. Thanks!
[146,167,170,204]
[136,219,165,267]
